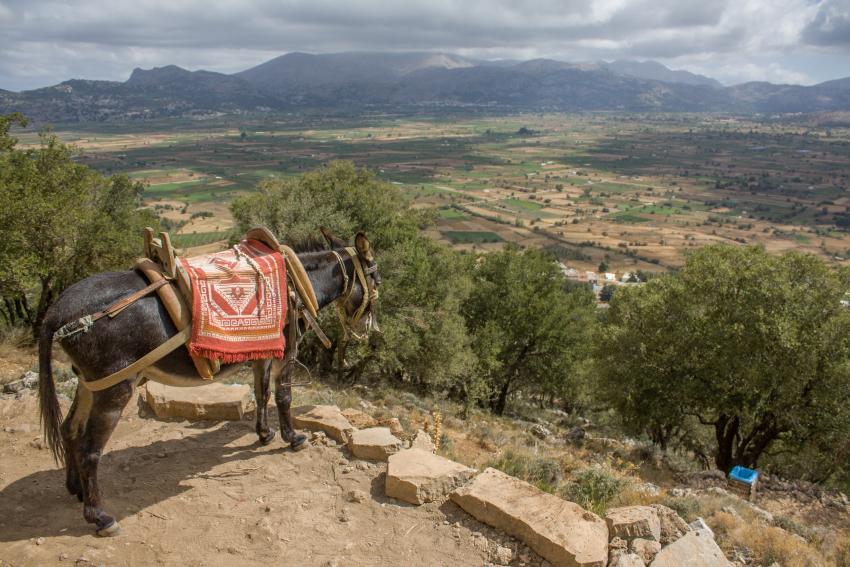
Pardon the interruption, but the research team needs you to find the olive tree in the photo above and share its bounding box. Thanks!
[595,244,850,471]
[0,114,154,337]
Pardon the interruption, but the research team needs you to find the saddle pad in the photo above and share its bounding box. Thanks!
[179,239,287,362]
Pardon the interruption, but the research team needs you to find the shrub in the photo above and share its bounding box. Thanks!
[489,449,564,493]
[562,465,624,515]
[660,494,702,522]
[775,515,817,542]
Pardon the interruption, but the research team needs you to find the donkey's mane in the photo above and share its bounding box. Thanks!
[287,235,329,254]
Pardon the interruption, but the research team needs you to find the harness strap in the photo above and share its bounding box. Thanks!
[280,245,319,318]
[301,307,332,348]
[54,278,169,339]
[78,327,192,392]
[345,247,371,325]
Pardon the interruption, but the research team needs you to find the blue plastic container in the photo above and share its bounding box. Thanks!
[729,466,758,486]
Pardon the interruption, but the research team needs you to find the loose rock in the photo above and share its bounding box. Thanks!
[630,538,661,563]
[410,429,437,453]
[378,417,404,437]
[345,489,368,504]
[649,530,730,566]
[566,426,586,442]
[606,506,661,542]
[649,504,690,545]
[348,427,404,461]
[493,544,514,565]
[530,423,551,439]
[292,405,355,443]
[3,371,38,394]
[609,551,646,567]
[385,448,476,505]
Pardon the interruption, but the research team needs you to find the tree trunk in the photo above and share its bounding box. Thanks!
[491,379,512,415]
[714,413,783,472]
[735,415,781,469]
[714,414,739,472]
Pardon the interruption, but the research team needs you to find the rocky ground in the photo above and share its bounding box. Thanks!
[1,353,849,566]
[0,390,528,567]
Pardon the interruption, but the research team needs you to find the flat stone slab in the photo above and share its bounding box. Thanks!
[292,405,354,443]
[451,467,608,567]
[606,506,661,542]
[386,449,476,504]
[348,427,404,461]
[144,382,254,421]
[649,531,730,567]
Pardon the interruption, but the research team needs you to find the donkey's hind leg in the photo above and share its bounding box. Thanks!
[272,359,307,450]
[252,360,275,445]
[60,385,93,502]
[77,379,134,537]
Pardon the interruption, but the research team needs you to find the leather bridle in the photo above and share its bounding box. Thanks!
[331,247,379,339]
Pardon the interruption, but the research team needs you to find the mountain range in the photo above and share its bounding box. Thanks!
[2,51,850,122]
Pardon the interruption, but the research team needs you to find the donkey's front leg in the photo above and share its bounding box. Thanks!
[272,359,307,450]
[252,360,275,445]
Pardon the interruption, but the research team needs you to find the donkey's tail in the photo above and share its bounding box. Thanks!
[38,315,65,464]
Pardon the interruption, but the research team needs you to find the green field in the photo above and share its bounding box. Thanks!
[438,207,468,220]
[501,198,544,212]
[44,111,850,270]
[612,212,653,223]
[442,230,503,244]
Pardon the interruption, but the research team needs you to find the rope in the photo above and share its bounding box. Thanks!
[55,315,95,339]
[233,244,272,313]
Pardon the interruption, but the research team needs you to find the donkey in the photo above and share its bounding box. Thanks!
[37,229,380,536]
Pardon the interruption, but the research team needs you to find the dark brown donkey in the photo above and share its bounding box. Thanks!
[37,230,380,536]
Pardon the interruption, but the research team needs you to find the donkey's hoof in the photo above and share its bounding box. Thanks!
[258,430,276,446]
[96,520,121,538]
[290,433,308,451]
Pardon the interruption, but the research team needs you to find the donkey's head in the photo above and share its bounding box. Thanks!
[320,227,381,337]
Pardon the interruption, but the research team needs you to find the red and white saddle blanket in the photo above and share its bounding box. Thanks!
[179,239,287,362]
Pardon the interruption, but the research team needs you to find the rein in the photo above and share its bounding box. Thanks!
[331,247,378,340]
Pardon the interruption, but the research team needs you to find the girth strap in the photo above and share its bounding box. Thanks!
[78,327,191,392]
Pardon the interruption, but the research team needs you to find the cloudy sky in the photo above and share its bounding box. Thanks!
[1,0,849,91]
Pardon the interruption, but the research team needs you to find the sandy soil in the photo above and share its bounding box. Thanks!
[0,393,504,567]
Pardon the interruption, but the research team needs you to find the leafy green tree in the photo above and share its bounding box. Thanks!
[599,284,616,302]
[231,161,422,250]
[0,115,155,337]
[595,245,850,471]
[465,245,597,415]
[367,238,477,403]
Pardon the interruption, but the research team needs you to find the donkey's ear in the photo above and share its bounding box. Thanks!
[354,232,373,260]
[320,226,346,249]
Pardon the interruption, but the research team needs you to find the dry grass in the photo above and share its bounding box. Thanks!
[0,327,35,385]
[710,511,828,567]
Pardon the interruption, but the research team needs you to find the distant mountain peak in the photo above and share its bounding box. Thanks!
[604,60,722,88]
[4,50,850,122]
[126,65,196,85]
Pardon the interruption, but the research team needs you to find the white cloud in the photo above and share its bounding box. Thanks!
[0,0,847,90]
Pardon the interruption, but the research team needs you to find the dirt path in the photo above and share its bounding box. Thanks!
[0,393,500,567]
